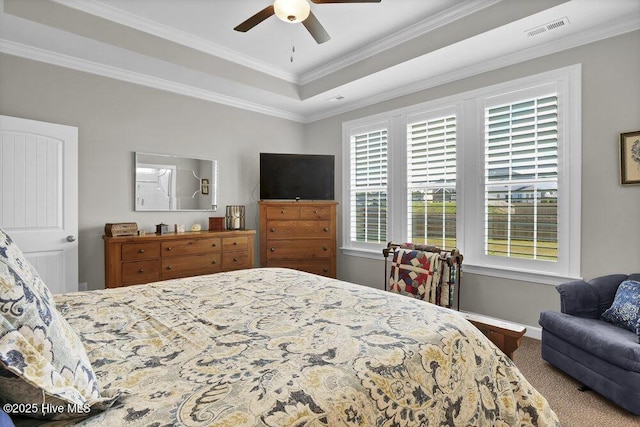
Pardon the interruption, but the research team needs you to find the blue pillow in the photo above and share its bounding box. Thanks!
[601,280,640,332]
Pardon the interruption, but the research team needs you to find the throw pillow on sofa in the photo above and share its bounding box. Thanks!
[0,228,121,420]
[601,279,640,335]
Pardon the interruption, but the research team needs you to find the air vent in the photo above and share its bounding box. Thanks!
[327,95,345,103]
[526,17,570,37]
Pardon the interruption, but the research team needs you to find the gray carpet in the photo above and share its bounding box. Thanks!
[514,337,640,427]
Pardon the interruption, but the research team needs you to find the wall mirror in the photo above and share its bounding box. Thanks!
[135,152,218,211]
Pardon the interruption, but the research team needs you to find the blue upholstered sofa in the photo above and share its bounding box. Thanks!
[539,273,640,415]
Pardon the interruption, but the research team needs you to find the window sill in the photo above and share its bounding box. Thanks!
[341,247,387,261]
[462,264,581,286]
[342,247,581,286]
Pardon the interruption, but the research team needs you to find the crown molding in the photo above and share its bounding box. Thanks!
[298,0,501,84]
[51,0,299,83]
[304,15,640,123]
[2,11,637,125]
[52,0,500,87]
[0,39,305,123]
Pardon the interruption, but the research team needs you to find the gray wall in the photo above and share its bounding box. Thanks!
[1,30,639,331]
[0,54,305,290]
[304,30,640,330]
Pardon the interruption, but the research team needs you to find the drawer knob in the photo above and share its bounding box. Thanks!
[233,241,238,245]
[270,228,275,232]
[233,257,238,262]
[323,227,329,232]
[138,249,145,254]
[314,210,318,213]
[323,246,328,251]
[323,268,329,273]
[212,243,217,247]
[138,268,144,273]
[166,266,172,270]
[212,260,217,265]
[281,210,285,214]
[270,247,275,252]
[167,247,172,251]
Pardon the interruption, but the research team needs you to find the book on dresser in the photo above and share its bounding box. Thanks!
[103,230,255,288]
[259,200,337,278]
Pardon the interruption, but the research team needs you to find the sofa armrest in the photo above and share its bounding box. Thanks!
[557,280,599,318]
[557,274,633,318]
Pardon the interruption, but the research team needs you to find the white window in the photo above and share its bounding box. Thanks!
[406,111,457,249]
[345,122,389,251]
[484,92,558,262]
[342,65,581,283]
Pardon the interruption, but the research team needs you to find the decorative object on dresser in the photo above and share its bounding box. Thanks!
[104,222,138,237]
[259,200,337,278]
[103,230,255,288]
[155,223,169,235]
[225,205,246,230]
[208,216,225,231]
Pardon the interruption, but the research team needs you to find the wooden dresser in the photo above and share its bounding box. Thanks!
[103,230,255,288]
[259,200,337,278]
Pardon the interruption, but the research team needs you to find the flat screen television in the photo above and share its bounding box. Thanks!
[260,153,335,200]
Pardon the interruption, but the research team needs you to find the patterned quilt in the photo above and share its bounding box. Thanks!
[44,268,558,426]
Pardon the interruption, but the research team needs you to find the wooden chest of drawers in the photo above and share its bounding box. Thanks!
[259,201,337,278]
[103,230,255,288]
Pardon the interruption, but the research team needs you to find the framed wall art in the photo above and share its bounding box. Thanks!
[619,130,640,185]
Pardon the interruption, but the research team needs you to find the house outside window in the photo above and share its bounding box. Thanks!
[407,112,457,250]
[342,65,581,284]
[346,123,389,251]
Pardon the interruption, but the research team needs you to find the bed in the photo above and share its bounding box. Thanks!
[0,231,559,426]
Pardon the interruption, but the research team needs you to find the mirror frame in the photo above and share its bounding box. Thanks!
[134,152,218,212]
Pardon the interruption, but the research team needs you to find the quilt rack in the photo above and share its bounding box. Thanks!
[382,242,463,310]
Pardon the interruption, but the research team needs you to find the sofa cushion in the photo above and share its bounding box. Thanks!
[601,280,640,332]
[539,310,640,373]
[0,228,121,420]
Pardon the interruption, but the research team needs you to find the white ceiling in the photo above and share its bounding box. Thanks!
[1,0,639,122]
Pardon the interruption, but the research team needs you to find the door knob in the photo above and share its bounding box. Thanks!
[66,235,76,242]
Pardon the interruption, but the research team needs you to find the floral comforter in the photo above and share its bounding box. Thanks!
[51,268,558,426]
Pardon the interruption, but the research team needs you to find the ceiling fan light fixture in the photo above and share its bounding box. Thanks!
[274,0,311,24]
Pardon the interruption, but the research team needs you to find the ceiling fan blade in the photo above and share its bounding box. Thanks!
[303,11,330,44]
[311,1,381,3]
[234,5,275,32]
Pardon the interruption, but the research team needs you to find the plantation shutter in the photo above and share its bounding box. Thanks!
[350,128,388,244]
[407,115,456,249]
[484,94,558,261]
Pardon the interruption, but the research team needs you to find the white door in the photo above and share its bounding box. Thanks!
[0,115,78,294]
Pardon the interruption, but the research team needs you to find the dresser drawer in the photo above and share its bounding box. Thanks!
[122,243,160,261]
[161,238,221,256]
[300,206,332,220]
[266,239,332,259]
[266,206,300,220]
[162,254,221,279]
[222,251,251,270]
[266,259,333,277]
[222,236,249,251]
[266,220,332,238]
[121,260,161,284]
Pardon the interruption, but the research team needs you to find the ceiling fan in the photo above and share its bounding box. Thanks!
[234,0,381,44]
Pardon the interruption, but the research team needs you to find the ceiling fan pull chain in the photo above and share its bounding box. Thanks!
[290,34,296,63]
